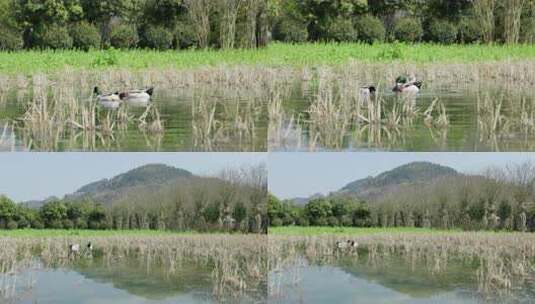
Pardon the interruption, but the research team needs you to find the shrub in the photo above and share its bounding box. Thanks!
[110,24,139,48]
[271,217,283,227]
[33,25,73,49]
[48,219,63,229]
[174,19,197,49]
[75,218,88,229]
[143,26,173,50]
[458,16,481,43]
[273,17,308,43]
[394,17,423,42]
[17,218,30,228]
[297,216,310,226]
[427,20,458,44]
[0,27,23,51]
[32,219,44,229]
[355,15,386,43]
[70,21,101,51]
[325,18,358,42]
[340,215,353,226]
[62,219,74,229]
[6,220,18,230]
[327,216,339,227]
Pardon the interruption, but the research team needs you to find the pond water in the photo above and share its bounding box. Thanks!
[272,85,535,152]
[0,89,267,152]
[269,256,535,304]
[5,257,266,304]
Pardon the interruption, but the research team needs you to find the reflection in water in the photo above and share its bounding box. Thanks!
[270,81,535,152]
[0,235,268,304]
[271,264,479,304]
[0,88,267,152]
[268,234,535,304]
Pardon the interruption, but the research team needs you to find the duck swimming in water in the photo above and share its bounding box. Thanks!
[359,86,376,101]
[393,75,422,96]
[119,87,154,103]
[93,87,121,108]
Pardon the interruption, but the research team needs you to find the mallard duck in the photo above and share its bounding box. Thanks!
[393,81,422,95]
[359,86,376,101]
[93,87,121,108]
[336,240,359,249]
[119,87,154,103]
[393,75,422,96]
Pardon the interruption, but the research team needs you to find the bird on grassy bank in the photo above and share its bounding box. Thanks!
[119,87,154,103]
[336,240,359,250]
[93,87,121,108]
[359,86,376,101]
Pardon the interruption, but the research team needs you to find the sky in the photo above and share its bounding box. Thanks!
[268,152,535,200]
[0,153,266,202]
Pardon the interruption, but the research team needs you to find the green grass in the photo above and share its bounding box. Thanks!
[0,229,228,238]
[269,226,472,235]
[1,42,535,74]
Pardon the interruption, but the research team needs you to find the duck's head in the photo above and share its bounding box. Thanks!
[93,87,100,96]
[369,86,376,94]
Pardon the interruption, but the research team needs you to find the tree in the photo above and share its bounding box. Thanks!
[472,0,496,43]
[80,0,143,44]
[304,198,332,226]
[268,193,282,223]
[41,201,67,228]
[0,195,16,227]
[183,0,212,48]
[11,0,83,46]
[218,0,242,49]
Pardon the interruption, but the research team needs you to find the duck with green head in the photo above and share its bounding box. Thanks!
[393,75,422,96]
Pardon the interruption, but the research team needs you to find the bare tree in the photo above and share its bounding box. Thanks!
[184,0,212,48]
[504,0,526,44]
[219,0,243,49]
[472,0,497,43]
[243,0,262,48]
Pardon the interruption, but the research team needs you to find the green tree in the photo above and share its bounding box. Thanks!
[41,201,67,227]
[0,195,16,227]
[305,198,332,226]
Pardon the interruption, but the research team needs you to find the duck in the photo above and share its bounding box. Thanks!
[393,75,422,96]
[93,87,121,108]
[336,240,359,250]
[119,87,154,104]
[359,86,376,101]
[68,243,80,258]
[393,81,422,95]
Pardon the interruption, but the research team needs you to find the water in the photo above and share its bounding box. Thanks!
[7,257,265,304]
[0,89,267,152]
[269,255,535,304]
[272,85,535,152]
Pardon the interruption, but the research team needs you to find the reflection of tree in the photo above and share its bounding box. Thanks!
[72,257,213,301]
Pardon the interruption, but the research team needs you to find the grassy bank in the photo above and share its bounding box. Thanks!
[0,229,236,238]
[1,42,535,74]
[268,226,497,235]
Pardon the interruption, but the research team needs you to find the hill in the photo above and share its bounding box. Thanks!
[27,164,194,207]
[338,162,459,200]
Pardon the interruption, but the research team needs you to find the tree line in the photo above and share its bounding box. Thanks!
[1,0,535,51]
[269,162,535,232]
[0,165,267,233]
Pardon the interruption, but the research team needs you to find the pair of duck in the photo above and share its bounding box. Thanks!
[94,86,154,108]
[360,75,422,100]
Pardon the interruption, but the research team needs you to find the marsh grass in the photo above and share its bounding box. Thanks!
[0,234,267,303]
[269,232,535,301]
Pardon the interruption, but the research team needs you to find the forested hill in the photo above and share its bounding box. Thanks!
[75,164,192,195]
[26,164,194,208]
[338,162,459,199]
